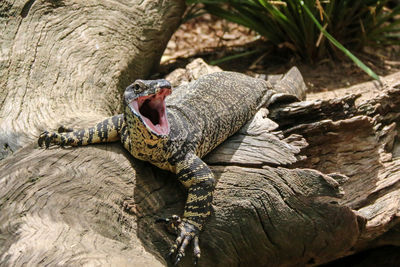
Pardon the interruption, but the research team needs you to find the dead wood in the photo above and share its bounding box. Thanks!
[270,83,400,257]
[0,3,399,265]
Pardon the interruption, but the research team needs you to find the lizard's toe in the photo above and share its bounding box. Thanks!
[38,131,49,148]
[156,214,181,235]
[193,236,201,264]
[174,234,191,265]
[38,131,58,148]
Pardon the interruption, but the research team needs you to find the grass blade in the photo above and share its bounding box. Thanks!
[300,0,380,81]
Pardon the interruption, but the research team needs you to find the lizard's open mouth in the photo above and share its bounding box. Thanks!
[130,88,171,136]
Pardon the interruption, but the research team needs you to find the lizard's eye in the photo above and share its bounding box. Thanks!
[133,83,143,94]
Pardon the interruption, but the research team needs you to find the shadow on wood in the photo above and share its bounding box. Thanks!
[1,0,400,264]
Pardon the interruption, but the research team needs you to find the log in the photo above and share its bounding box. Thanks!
[1,3,400,265]
[270,83,400,258]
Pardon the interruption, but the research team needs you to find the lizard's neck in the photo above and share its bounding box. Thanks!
[124,106,175,172]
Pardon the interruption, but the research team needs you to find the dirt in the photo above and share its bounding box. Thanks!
[161,14,400,95]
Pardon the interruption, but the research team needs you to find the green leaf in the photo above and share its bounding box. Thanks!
[186,0,399,73]
[299,0,381,81]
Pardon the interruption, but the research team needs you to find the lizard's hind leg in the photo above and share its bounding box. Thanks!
[38,114,124,148]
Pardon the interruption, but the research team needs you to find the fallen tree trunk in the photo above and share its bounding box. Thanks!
[1,2,400,266]
[269,82,400,261]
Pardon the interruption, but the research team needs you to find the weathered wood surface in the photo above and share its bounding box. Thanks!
[306,71,400,104]
[1,3,400,265]
[270,83,400,256]
[2,55,399,266]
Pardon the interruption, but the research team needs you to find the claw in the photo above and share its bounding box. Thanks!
[38,131,49,147]
[155,217,169,224]
[174,253,182,265]
[45,136,51,148]
[193,236,200,265]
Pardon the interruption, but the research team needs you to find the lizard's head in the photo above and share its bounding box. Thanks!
[124,79,172,137]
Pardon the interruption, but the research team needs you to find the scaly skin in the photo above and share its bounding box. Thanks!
[38,71,274,264]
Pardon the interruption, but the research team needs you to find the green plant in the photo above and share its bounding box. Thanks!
[186,0,400,80]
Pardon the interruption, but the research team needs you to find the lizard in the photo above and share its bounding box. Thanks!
[38,69,304,264]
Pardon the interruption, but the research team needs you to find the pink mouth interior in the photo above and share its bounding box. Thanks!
[130,88,171,136]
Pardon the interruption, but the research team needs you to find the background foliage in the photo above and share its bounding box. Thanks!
[186,0,400,79]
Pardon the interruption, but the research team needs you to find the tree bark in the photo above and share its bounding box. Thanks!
[1,2,400,266]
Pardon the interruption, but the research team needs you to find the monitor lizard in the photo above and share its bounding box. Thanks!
[38,70,304,264]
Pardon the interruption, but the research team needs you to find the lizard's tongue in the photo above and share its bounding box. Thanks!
[131,88,171,136]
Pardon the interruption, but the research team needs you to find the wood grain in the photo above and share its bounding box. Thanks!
[1,4,400,263]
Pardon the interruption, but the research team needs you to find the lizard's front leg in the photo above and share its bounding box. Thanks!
[161,153,215,264]
[38,114,124,148]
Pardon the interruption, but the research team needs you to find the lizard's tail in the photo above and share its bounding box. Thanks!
[272,66,307,101]
[259,67,307,109]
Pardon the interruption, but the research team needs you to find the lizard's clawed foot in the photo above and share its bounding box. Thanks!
[38,131,60,148]
[156,215,201,265]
